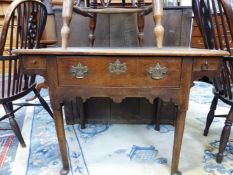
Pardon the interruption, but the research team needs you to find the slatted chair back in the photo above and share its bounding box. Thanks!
[0,0,47,103]
[192,0,233,100]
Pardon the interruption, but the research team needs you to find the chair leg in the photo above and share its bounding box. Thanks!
[3,103,26,147]
[204,95,218,136]
[33,88,53,118]
[137,0,145,46]
[88,0,97,47]
[216,107,233,163]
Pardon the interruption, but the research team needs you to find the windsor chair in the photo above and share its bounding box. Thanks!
[0,0,53,147]
[192,0,233,163]
[73,0,148,47]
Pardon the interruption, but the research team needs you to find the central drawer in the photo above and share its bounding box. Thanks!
[57,56,182,88]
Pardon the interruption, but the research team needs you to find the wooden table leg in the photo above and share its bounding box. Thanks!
[61,0,73,49]
[171,109,186,175]
[154,98,163,131]
[52,102,69,175]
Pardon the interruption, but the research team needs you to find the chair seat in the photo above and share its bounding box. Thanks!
[0,77,36,103]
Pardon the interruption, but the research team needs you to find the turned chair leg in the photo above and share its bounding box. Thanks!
[137,0,145,46]
[33,88,53,118]
[88,0,97,47]
[216,107,233,163]
[88,16,96,47]
[3,103,26,147]
[204,95,218,136]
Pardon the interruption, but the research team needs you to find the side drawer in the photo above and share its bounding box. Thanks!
[192,26,201,37]
[191,36,205,48]
[23,56,46,69]
[193,57,221,71]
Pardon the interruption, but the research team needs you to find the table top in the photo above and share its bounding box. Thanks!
[12,47,229,57]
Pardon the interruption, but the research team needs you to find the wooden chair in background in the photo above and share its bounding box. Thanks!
[0,0,53,147]
[192,0,233,163]
[73,0,148,47]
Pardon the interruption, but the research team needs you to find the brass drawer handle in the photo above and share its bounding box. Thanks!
[32,60,37,64]
[148,63,167,80]
[169,30,175,34]
[70,63,89,79]
[109,59,127,75]
[201,60,209,70]
[198,39,204,45]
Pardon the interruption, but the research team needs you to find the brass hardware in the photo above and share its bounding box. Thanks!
[201,60,209,70]
[168,30,175,34]
[70,63,88,79]
[148,63,167,80]
[198,39,204,45]
[32,60,37,64]
[109,59,127,75]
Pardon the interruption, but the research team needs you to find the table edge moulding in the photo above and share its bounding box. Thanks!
[13,47,229,56]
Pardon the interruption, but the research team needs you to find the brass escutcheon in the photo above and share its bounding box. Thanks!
[148,63,167,80]
[109,59,127,75]
[201,60,209,70]
[70,63,89,79]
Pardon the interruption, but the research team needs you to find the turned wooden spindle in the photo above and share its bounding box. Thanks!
[61,0,73,49]
[137,0,145,46]
[152,0,164,48]
[88,0,97,47]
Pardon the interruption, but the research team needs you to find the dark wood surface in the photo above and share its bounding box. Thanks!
[13,47,228,175]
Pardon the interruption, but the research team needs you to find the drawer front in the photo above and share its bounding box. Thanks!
[192,36,233,49]
[24,57,46,69]
[192,24,233,49]
[192,26,201,37]
[136,57,181,87]
[191,36,205,48]
[57,57,182,88]
[193,57,221,71]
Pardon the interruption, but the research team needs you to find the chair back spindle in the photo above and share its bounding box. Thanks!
[193,0,233,161]
[192,0,233,100]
